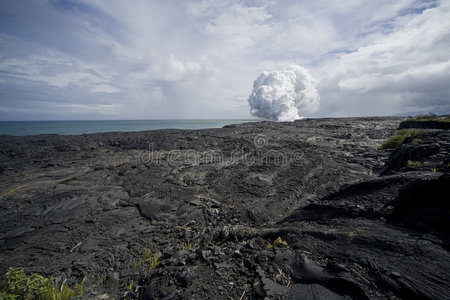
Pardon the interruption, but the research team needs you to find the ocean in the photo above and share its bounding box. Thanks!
[0,119,258,136]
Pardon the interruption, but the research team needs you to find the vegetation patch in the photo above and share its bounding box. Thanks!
[135,249,161,272]
[186,240,195,251]
[0,267,83,300]
[267,237,288,249]
[406,160,422,169]
[126,280,134,291]
[408,115,450,123]
[379,129,424,150]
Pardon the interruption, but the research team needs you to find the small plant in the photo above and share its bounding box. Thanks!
[75,277,85,296]
[267,237,288,250]
[430,168,437,172]
[186,240,195,250]
[99,275,105,286]
[135,249,161,272]
[0,267,83,300]
[406,160,422,168]
[273,237,288,247]
[126,279,134,291]
[379,129,424,149]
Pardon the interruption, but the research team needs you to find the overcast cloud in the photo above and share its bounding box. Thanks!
[0,0,449,120]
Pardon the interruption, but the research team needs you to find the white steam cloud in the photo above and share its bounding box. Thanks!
[247,65,320,121]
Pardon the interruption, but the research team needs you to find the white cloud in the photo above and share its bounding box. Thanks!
[90,84,120,94]
[317,1,450,116]
[0,54,114,89]
[53,103,120,114]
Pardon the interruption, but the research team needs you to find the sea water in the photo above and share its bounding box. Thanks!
[0,119,258,136]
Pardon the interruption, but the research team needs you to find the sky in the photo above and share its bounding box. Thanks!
[0,0,449,120]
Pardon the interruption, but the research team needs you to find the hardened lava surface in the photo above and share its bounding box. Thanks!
[0,117,449,299]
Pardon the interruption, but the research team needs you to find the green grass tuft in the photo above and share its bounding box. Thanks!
[144,249,161,271]
[379,129,424,150]
[0,267,83,300]
[126,280,134,291]
[186,240,195,250]
[134,249,161,272]
[406,160,422,168]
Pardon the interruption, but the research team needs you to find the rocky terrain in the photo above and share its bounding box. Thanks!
[0,117,449,299]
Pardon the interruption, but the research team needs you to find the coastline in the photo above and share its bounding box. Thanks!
[0,119,259,136]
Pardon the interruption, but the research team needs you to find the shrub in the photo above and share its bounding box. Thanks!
[0,267,83,300]
[379,129,424,149]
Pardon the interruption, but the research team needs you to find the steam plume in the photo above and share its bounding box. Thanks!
[248,64,319,121]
